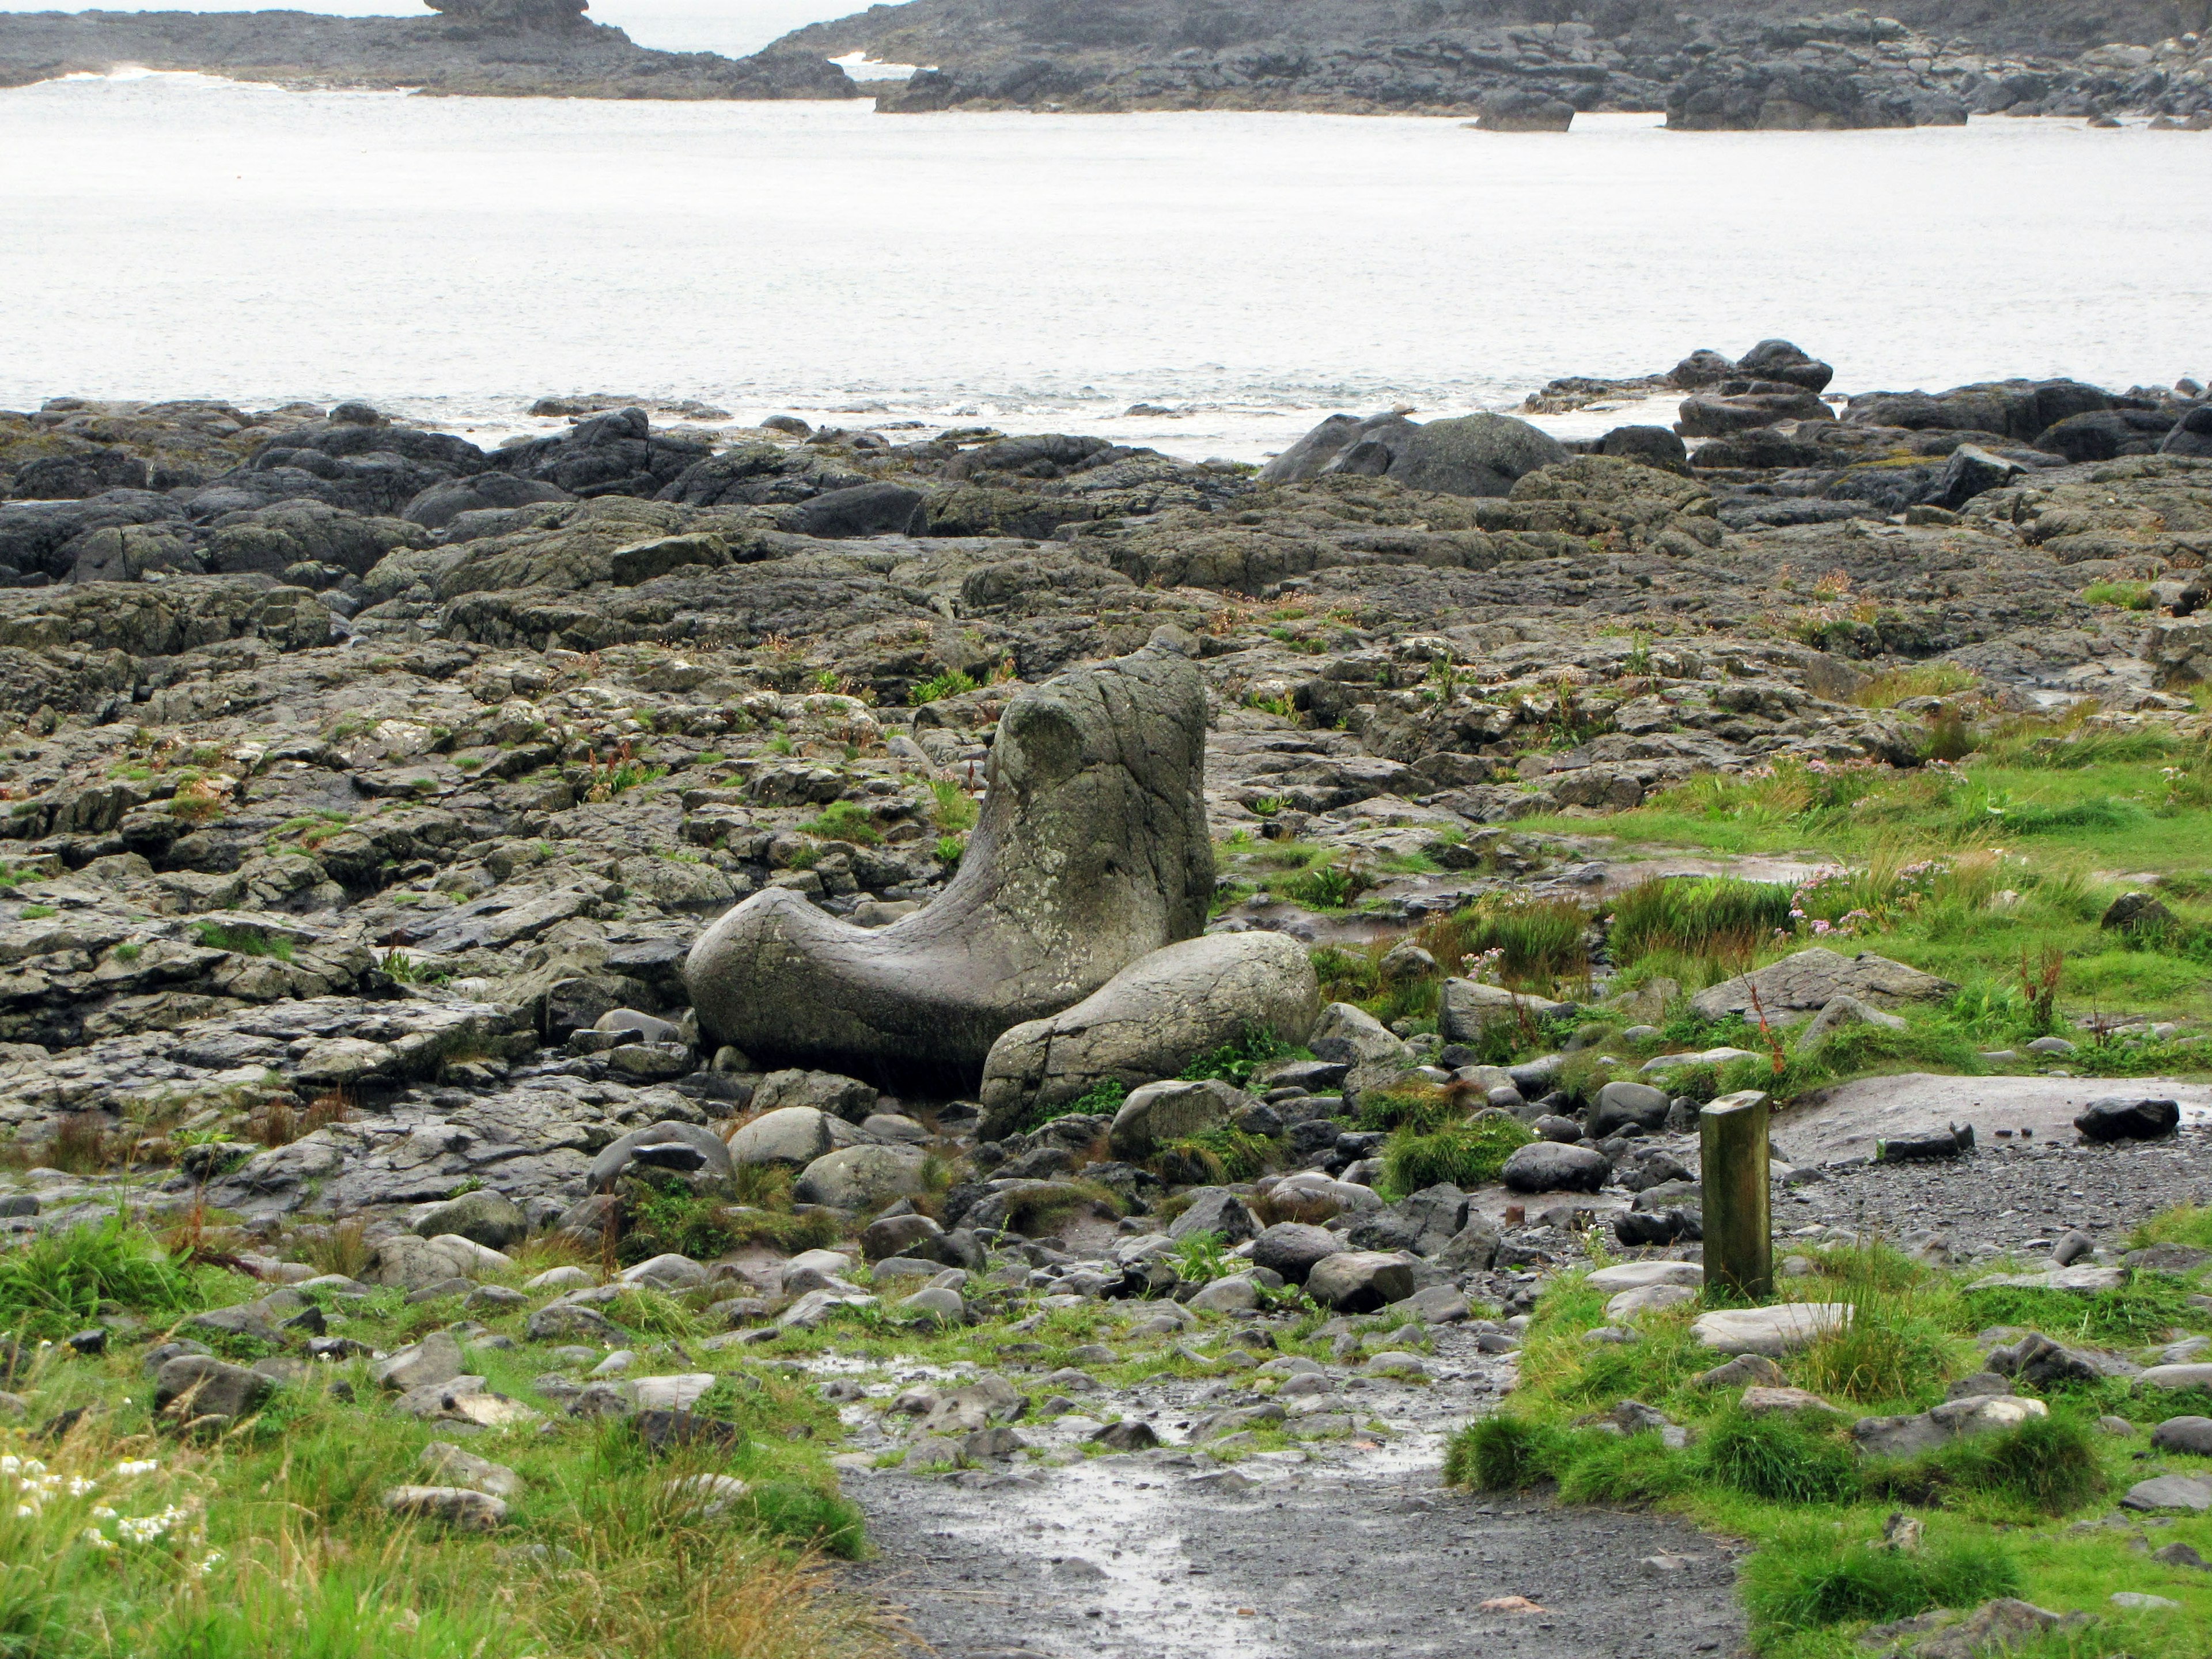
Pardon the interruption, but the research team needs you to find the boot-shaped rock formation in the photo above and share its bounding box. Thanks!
[684,639,1212,1081]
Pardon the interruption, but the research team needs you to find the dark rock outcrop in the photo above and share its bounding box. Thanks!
[0,0,858,99]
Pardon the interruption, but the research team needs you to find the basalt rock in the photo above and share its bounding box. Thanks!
[1261,411,1566,499]
[977,930,1319,1138]
[685,639,1212,1081]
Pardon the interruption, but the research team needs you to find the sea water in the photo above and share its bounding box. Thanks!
[1,71,2206,461]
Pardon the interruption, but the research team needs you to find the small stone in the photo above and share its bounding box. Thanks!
[2109,1592,2180,1611]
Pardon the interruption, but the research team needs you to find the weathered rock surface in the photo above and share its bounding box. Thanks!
[978,930,1319,1136]
[686,642,1213,1080]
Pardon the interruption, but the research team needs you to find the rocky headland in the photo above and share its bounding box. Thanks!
[778,0,2212,124]
[0,0,856,98]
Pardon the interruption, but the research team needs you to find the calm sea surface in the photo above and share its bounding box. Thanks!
[1,73,2207,460]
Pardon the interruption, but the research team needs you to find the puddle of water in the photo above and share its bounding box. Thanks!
[914,1456,1287,1659]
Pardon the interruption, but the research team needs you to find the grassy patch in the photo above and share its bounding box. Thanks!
[1742,1524,2022,1637]
[799,800,881,846]
[191,923,296,962]
[1609,875,1794,966]
[1177,1027,1306,1089]
[1381,1115,1533,1193]
[0,1215,221,1342]
[910,670,976,705]
[1445,1219,2212,1654]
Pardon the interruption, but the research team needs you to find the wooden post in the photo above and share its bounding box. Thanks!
[1699,1089,1772,1302]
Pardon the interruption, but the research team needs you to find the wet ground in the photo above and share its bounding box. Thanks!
[836,1327,1745,1659]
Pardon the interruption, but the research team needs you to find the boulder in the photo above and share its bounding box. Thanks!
[1596,425,1690,472]
[2074,1097,2181,1143]
[749,1069,879,1123]
[153,1355,276,1423]
[1473,90,1574,131]
[862,1212,946,1262]
[1851,1393,2046,1459]
[793,1144,927,1209]
[1305,1251,1415,1313]
[1606,1283,1696,1320]
[2150,1415,2212,1455]
[1260,411,1565,497]
[1346,1184,1469,1257]
[778,482,927,539]
[2162,404,2212,459]
[2122,1474,2212,1512]
[1107,1078,1244,1161]
[685,642,1212,1080]
[618,1254,711,1292]
[1168,1187,1260,1245]
[1933,442,2027,510]
[587,1121,734,1193]
[1306,1001,1414,1097]
[382,1486,508,1531]
[978,931,1319,1136]
[726,1106,836,1166]
[1438,978,1574,1041]
[1187,1276,1260,1313]
[1249,1222,1342,1284]
[1586,1080,1670,1138]
[1500,1141,1608,1194]
[375,1331,467,1393]
[402,474,570,529]
[365,1233,513,1290]
[1688,948,1953,1021]
[1734,340,1834,393]
[1677,387,1831,435]
[1586,1261,1702,1293]
[1793,993,1907,1052]
[412,1190,528,1251]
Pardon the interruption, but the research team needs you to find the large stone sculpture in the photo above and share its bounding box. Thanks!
[684,639,1213,1081]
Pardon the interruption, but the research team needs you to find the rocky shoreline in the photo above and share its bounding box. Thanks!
[0,338,2203,1211]
[7,0,2212,124]
[0,0,855,99]
[779,0,2212,126]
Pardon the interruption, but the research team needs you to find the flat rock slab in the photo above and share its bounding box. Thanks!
[1774,1073,2212,1164]
[2139,1363,2212,1391]
[1586,1262,1704,1293]
[1692,1304,1850,1357]
[2122,1474,2212,1512]
[843,1456,1743,1658]
[1967,1266,2127,1293]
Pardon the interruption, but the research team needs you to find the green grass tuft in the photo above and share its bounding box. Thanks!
[0,1214,213,1342]
[1381,1115,1533,1192]
[1696,1407,1862,1504]
[1741,1523,2022,1637]
[1442,1414,1571,1490]
[1609,875,1794,966]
